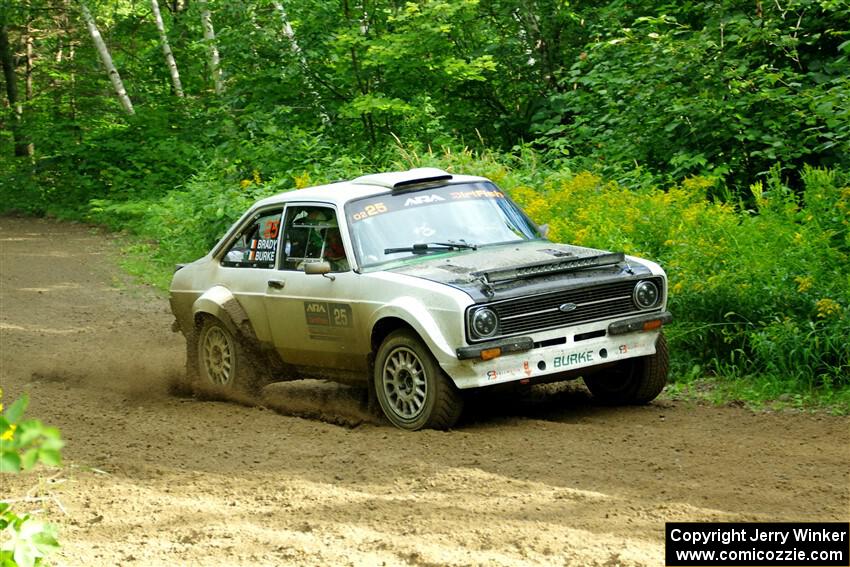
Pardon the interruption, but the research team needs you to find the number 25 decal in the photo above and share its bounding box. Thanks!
[333,308,349,327]
[328,303,353,328]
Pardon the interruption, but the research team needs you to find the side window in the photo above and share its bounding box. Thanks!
[221,209,283,269]
[281,206,350,272]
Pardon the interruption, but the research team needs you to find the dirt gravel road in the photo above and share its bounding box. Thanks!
[1,216,848,566]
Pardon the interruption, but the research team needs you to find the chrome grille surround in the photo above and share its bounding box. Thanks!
[465,277,664,342]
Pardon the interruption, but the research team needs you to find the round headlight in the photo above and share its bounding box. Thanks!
[634,280,660,309]
[471,308,499,338]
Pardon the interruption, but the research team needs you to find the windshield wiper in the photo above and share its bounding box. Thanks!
[384,240,478,255]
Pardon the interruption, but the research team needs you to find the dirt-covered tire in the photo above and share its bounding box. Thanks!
[583,333,669,404]
[188,317,267,397]
[374,330,463,431]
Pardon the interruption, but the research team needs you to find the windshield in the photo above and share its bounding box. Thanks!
[345,182,542,268]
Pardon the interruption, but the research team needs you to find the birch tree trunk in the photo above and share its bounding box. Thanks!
[271,0,328,123]
[79,1,134,115]
[24,4,35,155]
[150,0,184,97]
[59,0,80,142]
[198,0,222,94]
[25,12,33,100]
[0,24,30,157]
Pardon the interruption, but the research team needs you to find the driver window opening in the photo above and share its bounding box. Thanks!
[221,209,282,269]
[281,206,350,272]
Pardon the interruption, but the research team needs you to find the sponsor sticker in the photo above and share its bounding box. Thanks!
[303,302,353,328]
[552,350,594,369]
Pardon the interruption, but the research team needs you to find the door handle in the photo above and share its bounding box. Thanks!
[267,280,285,289]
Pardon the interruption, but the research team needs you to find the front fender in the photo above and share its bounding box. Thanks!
[369,297,460,365]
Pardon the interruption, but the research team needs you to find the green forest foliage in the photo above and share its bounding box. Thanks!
[1,0,848,407]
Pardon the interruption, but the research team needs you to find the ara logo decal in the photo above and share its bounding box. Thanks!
[304,302,330,326]
[559,303,578,312]
[404,194,445,206]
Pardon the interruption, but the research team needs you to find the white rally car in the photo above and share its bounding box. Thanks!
[170,168,672,430]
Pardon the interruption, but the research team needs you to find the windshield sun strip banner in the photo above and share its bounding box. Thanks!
[346,182,506,224]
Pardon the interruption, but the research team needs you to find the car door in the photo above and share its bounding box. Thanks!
[263,203,368,371]
[215,206,285,344]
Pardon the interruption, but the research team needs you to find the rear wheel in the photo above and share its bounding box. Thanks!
[188,317,267,396]
[374,330,463,431]
[584,333,669,404]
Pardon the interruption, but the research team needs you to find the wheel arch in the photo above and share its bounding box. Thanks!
[370,316,421,353]
[191,285,258,340]
[367,300,458,365]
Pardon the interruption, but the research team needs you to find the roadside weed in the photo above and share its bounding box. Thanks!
[1,391,64,567]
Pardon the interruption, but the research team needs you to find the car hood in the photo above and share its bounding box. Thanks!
[387,240,652,303]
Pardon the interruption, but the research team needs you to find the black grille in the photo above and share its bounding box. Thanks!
[468,277,663,341]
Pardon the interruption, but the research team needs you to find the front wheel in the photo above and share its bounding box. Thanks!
[583,333,669,404]
[374,330,463,431]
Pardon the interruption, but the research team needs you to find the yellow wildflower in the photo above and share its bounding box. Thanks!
[240,179,252,189]
[568,171,602,194]
[682,207,699,223]
[815,298,841,318]
[794,275,813,293]
[1,423,16,442]
[573,228,589,245]
[294,171,312,189]
[252,170,262,185]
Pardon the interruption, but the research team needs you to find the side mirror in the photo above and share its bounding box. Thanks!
[304,261,332,275]
[538,223,550,238]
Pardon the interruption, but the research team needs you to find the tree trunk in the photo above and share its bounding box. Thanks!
[198,0,222,94]
[0,24,29,157]
[271,1,304,60]
[271,1,328,123]
[25,16,33,100]
[166,1,188,15]
[79,1,135,115]
[151,0,184,97]
[24,4,34,155]
[60,0,81,142]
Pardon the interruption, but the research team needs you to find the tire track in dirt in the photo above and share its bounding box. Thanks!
[2,216,848,566]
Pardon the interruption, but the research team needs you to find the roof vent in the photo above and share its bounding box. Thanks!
[351,168,453,190]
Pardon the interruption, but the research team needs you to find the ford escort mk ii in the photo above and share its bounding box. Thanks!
[169,168,672,430]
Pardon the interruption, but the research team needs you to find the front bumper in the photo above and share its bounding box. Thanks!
[443,311,670,389]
